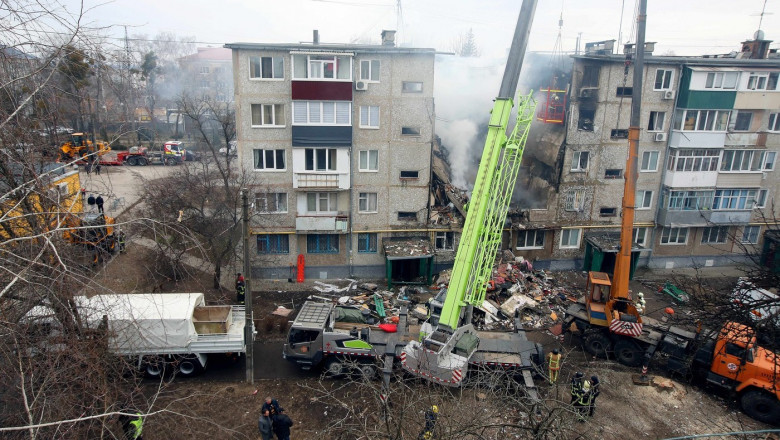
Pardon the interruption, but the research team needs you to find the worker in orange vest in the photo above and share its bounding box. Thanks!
[546,348,562,384]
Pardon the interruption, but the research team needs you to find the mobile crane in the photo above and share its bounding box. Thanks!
[400,0,540,386]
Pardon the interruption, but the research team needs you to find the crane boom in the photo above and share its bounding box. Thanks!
[401,0,538,386]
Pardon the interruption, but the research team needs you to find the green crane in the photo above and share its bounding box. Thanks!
[401,0,538,386]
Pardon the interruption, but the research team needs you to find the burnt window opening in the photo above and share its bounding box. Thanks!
[578,108,595,131]
[582,65,600,88]
[610,129,629,139]
[600,207,617,217]
[400,170,419,179]
[616,87,633,97]
[398,211,417,221]
[401,126,421,136]
[605,169,623,179]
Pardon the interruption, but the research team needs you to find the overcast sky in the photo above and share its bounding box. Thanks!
[62,0,778,57]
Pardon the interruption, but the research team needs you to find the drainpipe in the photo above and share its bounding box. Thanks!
[348,148,354,277]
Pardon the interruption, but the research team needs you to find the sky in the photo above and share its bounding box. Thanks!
[61,0,779,58]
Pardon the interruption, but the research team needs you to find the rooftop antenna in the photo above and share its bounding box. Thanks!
[396,0,404,45]
[751,0,773,32]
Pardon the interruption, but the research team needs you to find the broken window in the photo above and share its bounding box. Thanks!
[398,211,417,221]
[582,65,600,87]
[599,207,617,217]
[435,231,454,250]
[605,169,623,179]
[401,126,421,136]
[616,87,633,97]
[516,229,544,249]
[578,108,595,131]
[610,129,629,139]
[571,151,589,171]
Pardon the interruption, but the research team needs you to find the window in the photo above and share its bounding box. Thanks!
[359,106,380,128]
[251,104,285,127]
[571,151,589,171]
[199,66,209,75]
[292,101,351,125]
[701,226,729,244]
[249,56,284,79]
[400,170,419,179]
[401,126,421,136]
[307,192,337,212]
[305,148,337,171]
[605,169,622,179]
[616,87,633,97]
[666,149,720,172]
[741,226,760,244]
[582,66,600,87]
[564,189,585,211]
[578,108,595,131]
[398,211,417,221]
[734,112,753,131]
[359,150,378,171]
[770,113,780,132]
[358,192,377,212]
[560,228,582,248]
[435,231,454,250]
[755,189,768,208]
[666,190,713,211]
[292,54,351,80]
[253,149,286,170]
[402,81,423,93]
[636,190,653,209]
[599,207,617,217]
[769,72,779,90]
[358,233,377,253]
[661,227,688,245]
[713,189,758,210]
[673,109,730,131]
[654,69,673,90]
[257,234,289,254]
[705,72,739,89]
[255,192,287,213]
[720,150,768,172]
[307,234,339,253]
[610,129,629,139]
[641,151,659,172]
[360,60,380,82]
[516,229,544,249]
[633,227,648,246]
[747,73,769,90]
[648,111,666,131]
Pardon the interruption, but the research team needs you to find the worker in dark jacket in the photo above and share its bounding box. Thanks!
[272,407,293,440]
[258,409,273,440]
[235,273,245,304]
[261,397,280,415]
[418,405,438,439]
[570,371,584,403]
[588,375,601,416]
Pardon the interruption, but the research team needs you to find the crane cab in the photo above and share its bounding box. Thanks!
[585,271,611,326]
[586,271,643,336]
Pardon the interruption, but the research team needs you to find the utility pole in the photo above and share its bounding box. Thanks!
[242,189,254,384]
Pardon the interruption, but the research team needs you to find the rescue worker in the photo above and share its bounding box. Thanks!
[272,407,293,440]
[96,194,104,213]
[258,409,273,440]
[574,380,592,421]
[418,405,438,440]
[118,231,126,253]
[546,348,562,384]
[235,273,245,304]
[635,292,647,314]
[122,412,143,440]
[570,371,584,403]
[589,375,601,416]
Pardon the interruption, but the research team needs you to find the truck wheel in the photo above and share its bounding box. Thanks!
[741,389,780,425]
[177,355,204,378]
[126,157,137,166]
[355,362,376,380]
[324,358,345,378]
[614,339,643,367]
[144,357,166,378]
[584,332,612,358]
[137,157,148,166]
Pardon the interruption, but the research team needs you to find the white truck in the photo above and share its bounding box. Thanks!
[25,293,250,377]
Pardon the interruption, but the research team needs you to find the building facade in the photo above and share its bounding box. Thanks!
[227,31,448,281]
[515,35,780,270]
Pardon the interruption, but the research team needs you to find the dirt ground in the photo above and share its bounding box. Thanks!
[93,245,772,439]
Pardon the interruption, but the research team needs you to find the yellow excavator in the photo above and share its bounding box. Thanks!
[62,212,118,263]
[59,133,111,163]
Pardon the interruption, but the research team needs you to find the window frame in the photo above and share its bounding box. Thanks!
[755,189,768,208]
[704,71,739,89]
[253,149,286,171]
[654,69,674,90]
[304,148,338,172]
[307,234,340,253]
[661,227,689,245]
[641,151,660,172]
[571,151,589,172]
[255,192,288,213]
[648,111,666,131]
[435,231,454,251]
[358,192,378,213]
[257,234,290,254]
[733,111,753,131]
[249,56,284,80]
[666,148,720,172]
[359,150,378,172]
[633,227,648,246]
[636,190,653,210]
[359,59,380,82]
[402,81,423,93]
[713,189,758,210]
[701,226,729,244]
[673,109,730,132]
[401,126,421,136]
[564,189,586,211]
[560,228,582,249]
[516,229,545,250]
[720,149,769,173]
[292,101,351,126]
[747,72,769,90]
[740,225,761,244]
[357,232,378,253]
[251,103,286,127]
[292,54,352,81]
[359,105,380,129]
[306,192,338,213]
[768,113,780,132]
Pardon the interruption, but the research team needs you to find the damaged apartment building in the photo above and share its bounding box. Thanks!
[227,31,460,283]
[512,32,780,271]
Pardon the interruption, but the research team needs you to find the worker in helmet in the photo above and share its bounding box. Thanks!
[570,372,584,403]
[635,292,647,314]
[588,375,601,416]
[546,348,562,384]
[418,405,438,439]
[574,380,592,421]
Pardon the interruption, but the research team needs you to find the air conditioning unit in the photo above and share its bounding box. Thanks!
[654,132,667,142]
[579,87,597,99]
[663,90,676,100]
[355,81,368,91]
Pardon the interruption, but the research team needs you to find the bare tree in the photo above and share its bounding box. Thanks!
[450,28,481,58]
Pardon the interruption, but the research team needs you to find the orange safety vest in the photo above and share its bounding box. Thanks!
[547,353,561,370]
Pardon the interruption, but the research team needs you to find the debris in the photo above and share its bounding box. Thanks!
[499,294,538,317]
[272,306,293,317]
[652,377,676,391]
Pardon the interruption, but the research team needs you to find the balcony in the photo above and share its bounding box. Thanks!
[295,214,348,233]
[724,132,767,147]
[657,208,752,227]
[663,170,718,188]
[293,172,349,189]
[709,210,752,224]
[669,131,726,149]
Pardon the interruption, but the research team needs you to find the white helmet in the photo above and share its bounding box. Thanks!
[637,292,644,298]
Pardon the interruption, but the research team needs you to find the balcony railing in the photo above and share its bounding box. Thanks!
[657,208,752,227]
[295,214,348,232]
[295,173,340,188]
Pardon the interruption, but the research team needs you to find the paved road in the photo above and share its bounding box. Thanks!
[197,341,317,382]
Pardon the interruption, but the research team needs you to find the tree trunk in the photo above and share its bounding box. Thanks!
[213,265,221,290]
